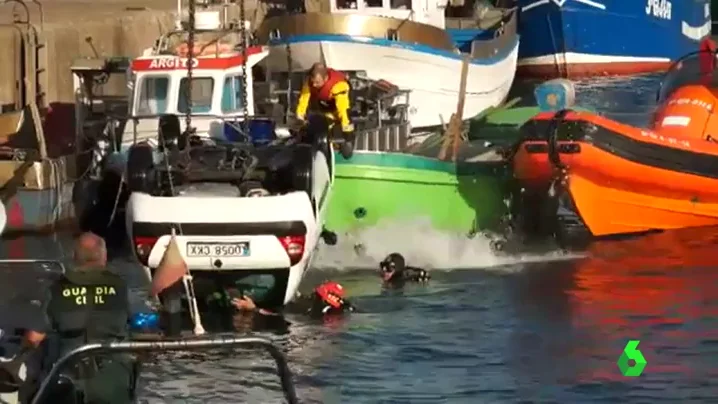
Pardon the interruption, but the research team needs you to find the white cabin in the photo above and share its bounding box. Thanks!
[329,0,449,29]
[123,10,268,146]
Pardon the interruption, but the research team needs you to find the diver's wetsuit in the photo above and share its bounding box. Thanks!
[380,253,430,289]
[281,292,356,318]
[384,266,430,288]
[202,290,354,332]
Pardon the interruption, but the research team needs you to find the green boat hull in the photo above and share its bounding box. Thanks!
[324,152,510,235]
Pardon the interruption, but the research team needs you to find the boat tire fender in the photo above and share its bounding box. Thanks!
[126,143,156,193]
[547,109,571,170]
[292,144,314,197]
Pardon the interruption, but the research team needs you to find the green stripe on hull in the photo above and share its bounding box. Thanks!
[326,152,510,234]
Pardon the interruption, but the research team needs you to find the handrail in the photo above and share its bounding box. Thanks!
[31,336,299,404]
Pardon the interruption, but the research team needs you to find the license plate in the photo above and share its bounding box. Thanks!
[186,242,250,257]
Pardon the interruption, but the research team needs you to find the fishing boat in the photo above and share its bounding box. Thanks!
[255,0,519,130]
[0,259,299,404]
[510,41,718,241]
[516,0,712,77]
[0,1,82,237]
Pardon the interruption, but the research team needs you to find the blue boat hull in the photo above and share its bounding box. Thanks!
[516,0,712,77]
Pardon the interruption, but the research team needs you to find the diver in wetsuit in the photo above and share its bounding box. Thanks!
[231,281,355,320]
[0,232,137,404]
[380,253,430,288]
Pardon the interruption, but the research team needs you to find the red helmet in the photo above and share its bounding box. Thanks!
[315,281,345,308]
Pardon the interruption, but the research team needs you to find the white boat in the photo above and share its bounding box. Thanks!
[256,0,519,130]
[113,5,334,307]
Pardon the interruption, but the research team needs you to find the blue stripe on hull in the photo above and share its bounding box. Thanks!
[517,0,711,63]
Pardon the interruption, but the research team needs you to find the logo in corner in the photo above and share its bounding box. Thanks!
[617,340,647,377]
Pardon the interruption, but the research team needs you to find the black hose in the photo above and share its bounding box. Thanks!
[546,109,571,170]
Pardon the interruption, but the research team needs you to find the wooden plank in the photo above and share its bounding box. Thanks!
[439,55,470,161]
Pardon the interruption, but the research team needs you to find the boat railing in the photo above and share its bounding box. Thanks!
[116,112,287,140]
[0,259,65,274]
[354,121,410,152]
[31,336,299,404]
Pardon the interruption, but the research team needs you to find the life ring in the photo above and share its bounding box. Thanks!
[0,202,6,236]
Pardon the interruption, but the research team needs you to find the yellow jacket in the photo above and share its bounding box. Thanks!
[295,71,352,129]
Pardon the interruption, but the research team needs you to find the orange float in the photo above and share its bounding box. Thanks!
[512,39,718,238]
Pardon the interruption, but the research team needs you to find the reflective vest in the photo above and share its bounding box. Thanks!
[309,69,348,110]
[48,269,129,355]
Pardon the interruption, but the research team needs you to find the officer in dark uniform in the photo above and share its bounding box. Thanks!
[0,232,136,403]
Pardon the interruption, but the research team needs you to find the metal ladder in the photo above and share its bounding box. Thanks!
[0,0,46,110]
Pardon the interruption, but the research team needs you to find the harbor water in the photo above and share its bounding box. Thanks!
[3,76,718,403]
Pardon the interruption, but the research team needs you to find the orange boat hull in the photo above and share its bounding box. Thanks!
[566,173,718,237]
[512,110,718,238]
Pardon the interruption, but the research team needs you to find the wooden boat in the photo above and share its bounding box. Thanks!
[511,40,718,240]
[255,0,518,131]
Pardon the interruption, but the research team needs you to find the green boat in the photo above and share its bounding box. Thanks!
[323,100,539,237]
[322,76,585,239]
[325,150,508,235]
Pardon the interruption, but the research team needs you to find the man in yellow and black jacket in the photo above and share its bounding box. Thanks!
[295,63,355,159]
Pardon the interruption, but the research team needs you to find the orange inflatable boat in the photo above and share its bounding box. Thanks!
[512,40,718,239]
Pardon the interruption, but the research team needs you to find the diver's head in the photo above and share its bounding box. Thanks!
[314,281,345,308]
[74,232,107,269]
[380,253,406,282]
[308,62,329,89]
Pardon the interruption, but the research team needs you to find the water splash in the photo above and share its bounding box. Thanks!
[313,219,581,271]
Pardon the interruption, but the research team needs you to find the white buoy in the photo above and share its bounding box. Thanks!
[0,202,7,236]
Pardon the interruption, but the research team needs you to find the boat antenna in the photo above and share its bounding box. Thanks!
[239,0,249,135]
[184,0,196,136]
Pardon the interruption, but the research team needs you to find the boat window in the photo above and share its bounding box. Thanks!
[177,77,214,114]
[335,0,358,9]
[221,75,245,113]
[366,0,383,7]
[136,76,169,115]
[390,0,411,9]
